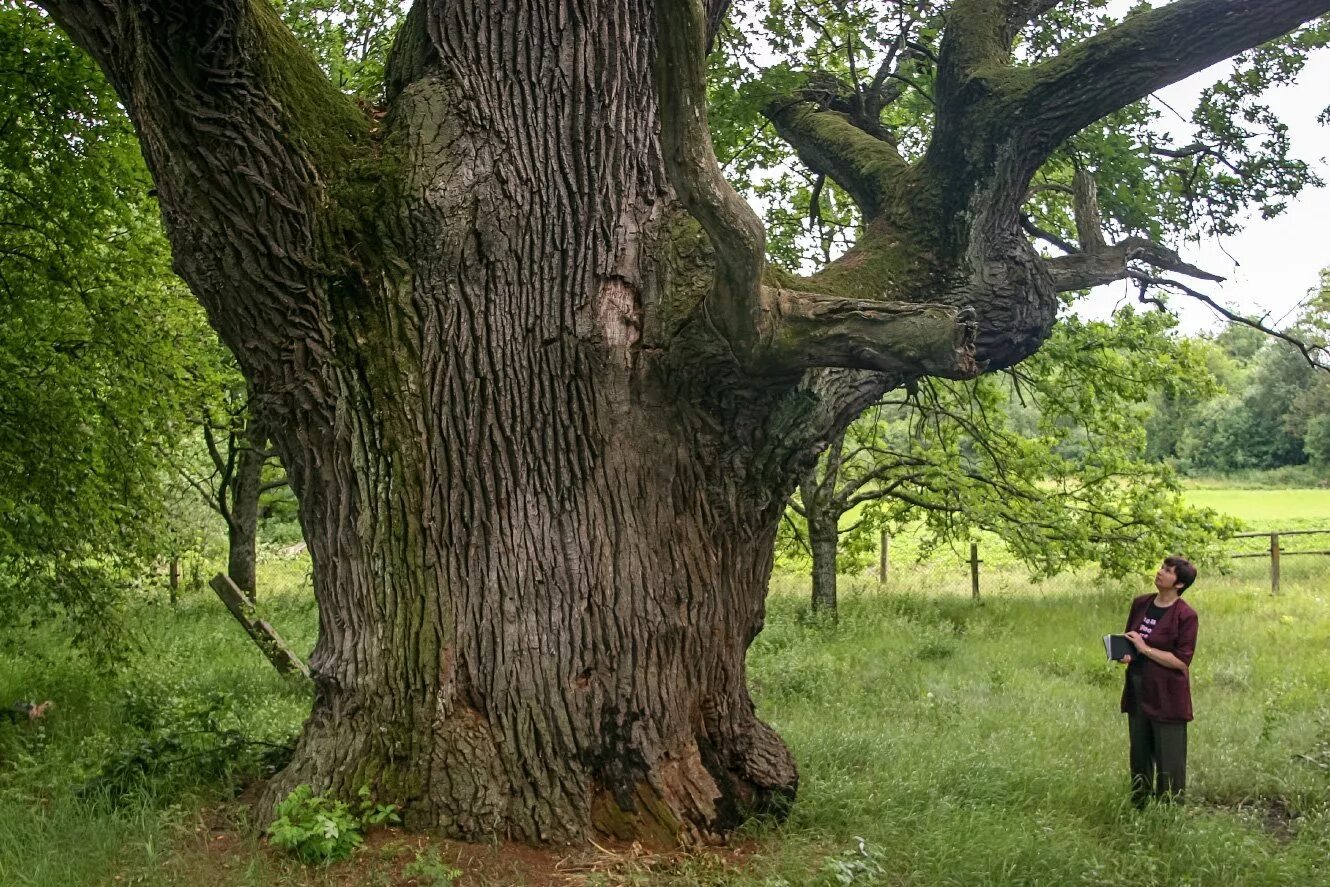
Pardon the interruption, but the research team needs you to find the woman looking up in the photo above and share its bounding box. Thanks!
[1121,556,1198,808]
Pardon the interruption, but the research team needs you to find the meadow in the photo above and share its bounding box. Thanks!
[1184,488,1330,528]
[2,491,1329,886]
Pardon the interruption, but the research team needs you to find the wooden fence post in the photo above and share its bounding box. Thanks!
[878,531,890,585]
[970,542,981,601]
[1270,532,1281,596]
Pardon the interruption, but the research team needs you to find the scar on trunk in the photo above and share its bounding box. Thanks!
[597,278,642,352]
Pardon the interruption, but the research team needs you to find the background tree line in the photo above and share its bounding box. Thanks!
[1148,269,1330,473]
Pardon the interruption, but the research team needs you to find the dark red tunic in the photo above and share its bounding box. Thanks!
[1120,593,1198,723]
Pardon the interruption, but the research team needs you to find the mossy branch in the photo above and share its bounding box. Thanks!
[1012,0,1330,160]
[935,0,1019,78]
[762,290,980,379]
[36,0,373,369]
[761,100,911,221]
[657,0,767,356]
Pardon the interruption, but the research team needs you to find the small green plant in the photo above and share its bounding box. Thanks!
[817,838,885,886]
[1299,716,1330,772]
[357,785,402,826]
[267,784,400,864]
[402,846,463,886]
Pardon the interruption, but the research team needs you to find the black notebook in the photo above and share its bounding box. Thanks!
[1103,634,1132,661]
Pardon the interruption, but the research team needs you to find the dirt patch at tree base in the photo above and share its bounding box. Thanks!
[152,800,763,886]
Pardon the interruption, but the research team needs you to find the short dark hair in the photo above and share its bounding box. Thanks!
[1164,555,1197,593]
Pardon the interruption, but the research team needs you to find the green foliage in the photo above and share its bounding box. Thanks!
[710,2,1325,267]
[268,785,364,864]
[402,847,464,886]
[273,0,403,101]
[0,5,232,654]
[814,839,885,886]
[1158,274,1330,475]
[710,1,945,269]
[82,688,293,803]
[1303,415,1330,468]
[783,308,1238,582]
[267,784,399,864]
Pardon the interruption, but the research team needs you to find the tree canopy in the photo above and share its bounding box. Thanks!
[782,306,1239,603]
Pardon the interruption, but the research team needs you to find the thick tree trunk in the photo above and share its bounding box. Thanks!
[37,0,799,844]
[247,2,797,843]
[44,0,1329,849]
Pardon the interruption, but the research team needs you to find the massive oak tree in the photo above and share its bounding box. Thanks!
[33,0,1330,843]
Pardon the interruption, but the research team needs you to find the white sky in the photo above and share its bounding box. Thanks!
[1078,50,1330,333]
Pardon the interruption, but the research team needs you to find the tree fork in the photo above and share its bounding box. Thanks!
[660,0,979,381]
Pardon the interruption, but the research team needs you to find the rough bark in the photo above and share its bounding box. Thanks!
[800,458,841,615]
[808,521,839,615]
[226,418,266,600]
[796,429,857,617]
[34,0,1330,847]
[37,0,802,844]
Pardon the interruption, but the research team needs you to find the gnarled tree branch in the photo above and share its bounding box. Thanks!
[1040,169,1223,292]
[34,0,368,390]
[1130,272,1330,370]
[663,1,978,381]
[761,99,910,220]
[1012,0,1330,163]
[1045,237,1223,292]
[764,290,980,379]
[657,0,767,356]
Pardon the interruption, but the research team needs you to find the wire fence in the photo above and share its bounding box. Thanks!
[773,528,1330,602]
[159,543,313,603]
[255,544,315,595]
[932,529,1330,600]
[159,528,1330,605]
[1226,530,1330,595]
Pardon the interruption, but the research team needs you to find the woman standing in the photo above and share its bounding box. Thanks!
[1121,556,1198,807]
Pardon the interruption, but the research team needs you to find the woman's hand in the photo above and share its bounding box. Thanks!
[1125,631,1148,653]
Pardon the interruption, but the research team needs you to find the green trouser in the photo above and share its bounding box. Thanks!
[1127,712,1187,806]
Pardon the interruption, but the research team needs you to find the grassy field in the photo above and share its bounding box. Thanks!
[3,503,1330,885]
[1184,488,1330,528]
[797,486,1330,577]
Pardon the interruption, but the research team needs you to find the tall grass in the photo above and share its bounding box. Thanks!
[2,556,1329,884]
[740,572,1330,886]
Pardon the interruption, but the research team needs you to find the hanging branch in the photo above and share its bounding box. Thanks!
[1129,271,1330,370]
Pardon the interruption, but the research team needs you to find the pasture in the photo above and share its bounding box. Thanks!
[1184,488,1330,529]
